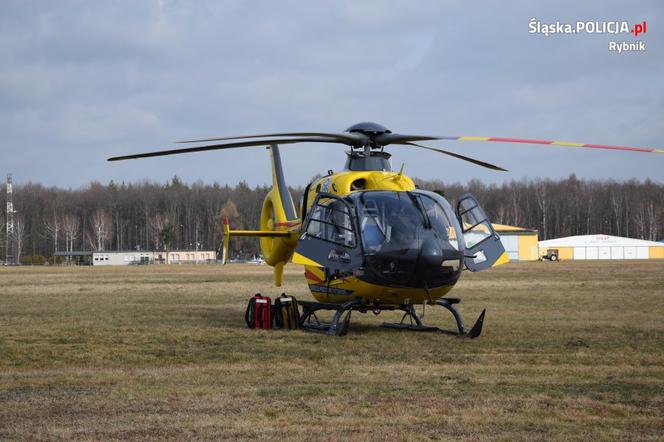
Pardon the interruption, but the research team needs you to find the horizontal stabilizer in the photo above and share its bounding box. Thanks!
[221,219,298,265]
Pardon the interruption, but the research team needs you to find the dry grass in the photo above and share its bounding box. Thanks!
[1,261,663,440]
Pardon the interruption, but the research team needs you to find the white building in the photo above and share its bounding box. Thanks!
[55,250,217,265]
[154,250,216,264]
[538,234,664,260]
[92,251,154,265]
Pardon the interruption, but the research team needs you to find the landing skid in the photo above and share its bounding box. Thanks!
[298,298,485,338]
[298,299,363,336]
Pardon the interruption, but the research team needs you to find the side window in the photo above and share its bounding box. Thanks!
[457,198,493,248]
[305,198,356,248]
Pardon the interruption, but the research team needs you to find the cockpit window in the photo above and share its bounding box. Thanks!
[305,198,356,248]
[457,198,493,248]
[354,191,462,252]
[417,194,461,250]
[359,192,421,251]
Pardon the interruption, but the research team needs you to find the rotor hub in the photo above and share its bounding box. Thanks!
[345,122,391,135]
[345,122,391,149]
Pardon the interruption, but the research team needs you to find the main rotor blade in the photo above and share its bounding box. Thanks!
[374,133,441,145]
[437,136,664,154]
[107,136,347,162]
[176,132,363,144]
[400,142,508,171]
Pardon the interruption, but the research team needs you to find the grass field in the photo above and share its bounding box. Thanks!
[1,261,663,440]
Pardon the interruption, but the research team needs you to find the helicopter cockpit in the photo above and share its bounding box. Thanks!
[300,190,471,288]
[297,187,505,290]
[355,191,461,251]
[352,191,464,287]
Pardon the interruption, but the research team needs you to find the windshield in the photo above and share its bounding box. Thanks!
[417,193,462,250]
[353,191,462,252]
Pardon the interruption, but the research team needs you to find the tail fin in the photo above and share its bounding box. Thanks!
[268,144,297,223]
[221,144,300,287]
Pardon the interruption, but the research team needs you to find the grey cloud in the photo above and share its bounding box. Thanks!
[0,0,662,188]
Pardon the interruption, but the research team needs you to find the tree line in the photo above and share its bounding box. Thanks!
[1,175,662,263]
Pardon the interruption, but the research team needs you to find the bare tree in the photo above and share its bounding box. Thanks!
[44,212,61,254]
[89,209,112,251]
[495,204,506,224]
[646,202,658,241]
[15,216,27,262]
[220,199,241,257]
[62,214,80,255]
[585,189,595,235]
[610,191,624,236]
[509,186,520,227]
[150,213,170,250]
[534,181,549,239]
[633,202,647,239]
[220,200,240,224]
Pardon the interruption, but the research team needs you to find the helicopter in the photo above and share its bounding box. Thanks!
[108,122,662,337]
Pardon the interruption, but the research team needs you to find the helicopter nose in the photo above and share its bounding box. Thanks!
[416,238,444,277]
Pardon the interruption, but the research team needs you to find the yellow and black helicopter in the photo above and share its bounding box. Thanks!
[109,122,662,336]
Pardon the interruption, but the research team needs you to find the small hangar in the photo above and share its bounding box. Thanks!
[493,224,539,262]
[538,234,664,260]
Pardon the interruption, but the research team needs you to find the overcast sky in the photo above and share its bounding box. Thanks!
[1,0,662,188]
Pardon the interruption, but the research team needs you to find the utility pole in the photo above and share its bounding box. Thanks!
[5,174,16,265]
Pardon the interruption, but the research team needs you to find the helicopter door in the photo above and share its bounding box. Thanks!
[294,193,363,274]
[456,193,505,272]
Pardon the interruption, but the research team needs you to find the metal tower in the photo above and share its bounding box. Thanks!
[5,174,16,265]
